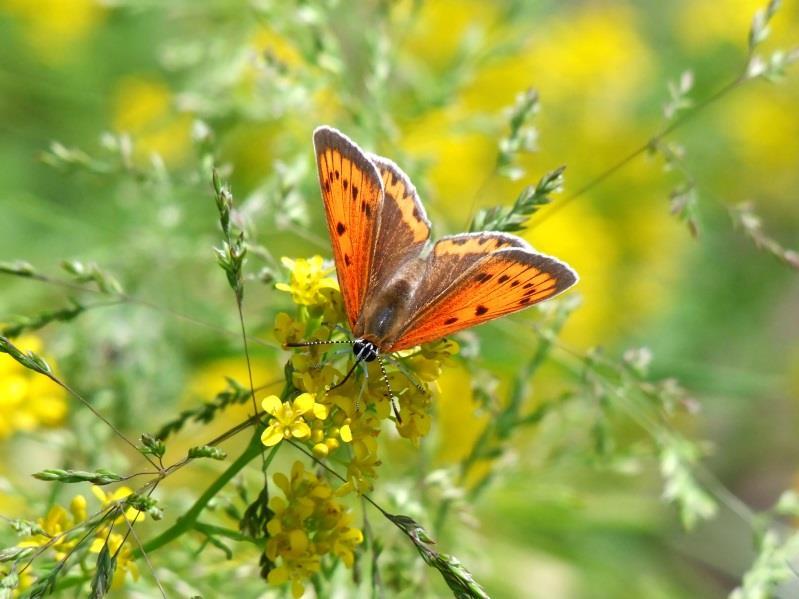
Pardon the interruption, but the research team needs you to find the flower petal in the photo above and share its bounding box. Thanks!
[261,425,284,446]
[290,421,310,439]
[290,529,308,552]
[293,393,314,415]
[312,402,328,420]
[339,424,353,443]
[262,395,283,415]
[268,565,289,585]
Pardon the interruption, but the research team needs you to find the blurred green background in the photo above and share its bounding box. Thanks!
[1,0,798,597]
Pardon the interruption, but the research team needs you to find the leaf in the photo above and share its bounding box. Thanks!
[89,542,117,599]
[387,514,490,599]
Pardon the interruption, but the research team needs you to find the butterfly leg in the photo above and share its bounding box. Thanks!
[377,357,403,424]
[382,354,428,395]
[327,358,362,392]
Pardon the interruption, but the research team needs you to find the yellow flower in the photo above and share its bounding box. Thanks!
[0,335,67,439]
[91,486,144,523]
[338,437,381,495]
[275,256,339,307]
[267,555,321,599]
[273,312,305,346]
[290,353,341,394]
[265,462,362,597]
[18,501,82,561]
[261,393,328,447]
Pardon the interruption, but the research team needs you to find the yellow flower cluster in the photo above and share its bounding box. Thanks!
[0,335,67,439]
[265,461,363,599]
[16,487,143,590]
[261,256,458,591]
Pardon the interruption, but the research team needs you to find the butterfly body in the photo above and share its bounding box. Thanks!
[354,256,427,351]
[306,126,579,411]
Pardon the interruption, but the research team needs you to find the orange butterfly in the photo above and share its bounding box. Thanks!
[290,126,578,418]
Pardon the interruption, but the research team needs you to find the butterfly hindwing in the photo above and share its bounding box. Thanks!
[388,234,578,351]
[313,127,384,329]
[407,232,528,308]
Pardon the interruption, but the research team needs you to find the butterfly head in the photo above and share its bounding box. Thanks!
[352,339,378,362]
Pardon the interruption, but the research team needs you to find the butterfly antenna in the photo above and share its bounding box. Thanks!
[378,357,402,424]
[286,340,353,348]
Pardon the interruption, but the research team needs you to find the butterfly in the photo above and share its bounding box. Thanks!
[289,126,578,419]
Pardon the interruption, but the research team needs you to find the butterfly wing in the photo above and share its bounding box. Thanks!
[366,154,431,288]
[386,233,578,351]
[313,127,384,329]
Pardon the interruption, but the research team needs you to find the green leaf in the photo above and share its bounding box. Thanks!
[89,542,117,599]
[387,514,489,599]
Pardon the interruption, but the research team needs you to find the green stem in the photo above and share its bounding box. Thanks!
[136,433,274,557]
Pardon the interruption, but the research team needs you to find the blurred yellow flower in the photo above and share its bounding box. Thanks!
[113,76,191,165]
[18,501,82,561]
[1,0,104,64]
[0,335,67,439]
[91,485,144,524]
[0,563,33,596]
[261,393,328,447]
[677,0,799,49]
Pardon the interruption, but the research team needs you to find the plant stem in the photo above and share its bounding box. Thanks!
[136,433,275,556]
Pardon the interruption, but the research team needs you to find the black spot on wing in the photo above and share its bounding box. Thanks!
[498,274,510,283]
[336,222,346,236]
[444,317,458,325]
[352,186,359,200]
[475,305,488,316]
[474,273,492,283]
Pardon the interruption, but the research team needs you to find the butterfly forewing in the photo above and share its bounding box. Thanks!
[313,127,384,329]
[367,155,431,288]
[387,240,577,351]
